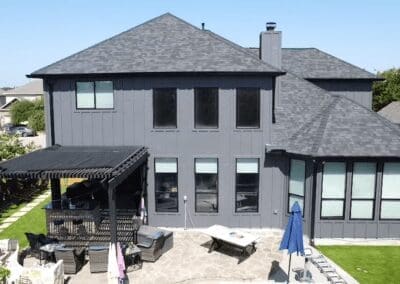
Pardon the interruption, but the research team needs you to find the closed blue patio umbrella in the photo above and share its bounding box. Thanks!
[279,201,305,281]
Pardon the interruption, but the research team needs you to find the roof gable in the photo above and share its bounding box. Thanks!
[378,101,400,124]
[31,13,281,76]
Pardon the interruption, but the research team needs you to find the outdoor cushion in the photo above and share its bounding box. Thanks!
[151,231,164,240]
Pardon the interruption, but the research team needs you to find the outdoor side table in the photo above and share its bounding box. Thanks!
[39,243,65,264]
[125,244,142,272]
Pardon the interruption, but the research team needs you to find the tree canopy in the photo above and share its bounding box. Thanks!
[10,98,45,131]
[373,68,400,111]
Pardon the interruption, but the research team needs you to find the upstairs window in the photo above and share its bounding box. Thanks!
[76,81,113,109]
[321,162,346,219]
[195,158,218,213]
[194,88,218,128]
[154,158,178,212]
[236,88,260,128]
[235,158,259,212]
[381,162,400,219]
[153,88,177,128]
[288,159,306,215]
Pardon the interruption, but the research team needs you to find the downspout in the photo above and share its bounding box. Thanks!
[47,81,55,146]
[272,77,276,124]
[310,158,318,246]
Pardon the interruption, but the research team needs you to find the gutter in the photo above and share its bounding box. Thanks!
[310,158,318,246]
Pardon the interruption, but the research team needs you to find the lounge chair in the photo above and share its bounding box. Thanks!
[54,247,86,274]
[136,226,167,262]
[88,245,108,273]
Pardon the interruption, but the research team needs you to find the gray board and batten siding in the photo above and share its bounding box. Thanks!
[42,75,303,231]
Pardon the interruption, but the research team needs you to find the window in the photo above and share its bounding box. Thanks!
[288,159,306,215]
[195,158,218,212]
[381,162,400,219]
[350,162,376,219]
[153,88,177,128]
[154,158,178,212]
[321,162,346,219]
[236,88,260,128]
[76,81,113,109]
[235,158,259,212]
[194,88,218,128]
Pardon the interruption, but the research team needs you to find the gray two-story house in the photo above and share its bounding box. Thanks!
[2,13,399,243]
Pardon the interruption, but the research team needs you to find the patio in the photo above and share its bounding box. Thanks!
[65,229,284,283]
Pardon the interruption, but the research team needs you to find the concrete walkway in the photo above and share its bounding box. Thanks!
[0,189,50,232]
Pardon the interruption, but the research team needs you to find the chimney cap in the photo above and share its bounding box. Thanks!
[266,22,277,31]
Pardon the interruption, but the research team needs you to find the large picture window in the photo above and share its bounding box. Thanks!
[321,162,346,219]
[153,88,177,128]
[154,158,178,212]
[194,88,218,128]
[195,158,218,213]
[288,159,306,215]
[381,162,400,219]
[236,88,260,128]
[350,162,376,220]
[235,158,259,212]
[76,81,114,109]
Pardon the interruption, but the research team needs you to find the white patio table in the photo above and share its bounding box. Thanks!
[203,225,260,263]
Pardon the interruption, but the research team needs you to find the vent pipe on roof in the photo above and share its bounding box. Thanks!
[201,23,205,30]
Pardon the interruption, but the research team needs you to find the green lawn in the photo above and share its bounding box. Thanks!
[0,202,28,224]
[0,196,50,248]
[318,246,400,284]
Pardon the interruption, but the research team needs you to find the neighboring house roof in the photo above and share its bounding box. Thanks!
[248,47,378,80]
[2,80,43,96]
[0,98,19,111]
[378,101,400,125]
[29,13,282,77]
[272,72,400,157]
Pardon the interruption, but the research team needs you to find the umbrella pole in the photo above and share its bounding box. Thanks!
[288,254,292,282]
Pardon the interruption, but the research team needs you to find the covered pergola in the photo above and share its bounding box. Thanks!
[0,145,148,243]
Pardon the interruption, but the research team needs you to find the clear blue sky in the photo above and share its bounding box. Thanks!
[1,0,399,86]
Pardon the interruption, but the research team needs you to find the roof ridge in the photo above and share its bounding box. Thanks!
[310,97,340,154]
[312,48,376,78]
[335,94,400,137]
[203,31,282,72]
[31,13,173,75]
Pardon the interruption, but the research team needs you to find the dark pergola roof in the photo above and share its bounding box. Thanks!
[0,145,148,180]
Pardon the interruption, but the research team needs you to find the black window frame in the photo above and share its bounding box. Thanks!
[287,159,306,217]
[379,162,400,220]
[194,158,219,213]
[154,157,179,213]
[235,158,260,213]
[153,88,177,129]
[349,162,377,221]
[236,88,260,129]
[194,87,219,129]
[320,161,347,220]
[75,81,114,110]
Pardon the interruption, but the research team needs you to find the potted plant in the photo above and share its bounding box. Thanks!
[0,266,10,284]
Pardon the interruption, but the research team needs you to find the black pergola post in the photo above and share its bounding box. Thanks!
[50,179,61,209]
[108,183,117,243]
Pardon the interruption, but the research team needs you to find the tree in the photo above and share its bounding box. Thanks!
[372,68,400,111]
[10,98,45,131]
[10,100,35,124]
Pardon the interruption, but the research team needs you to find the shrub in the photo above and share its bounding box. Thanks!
[0,266,10,282]
[28,110,45,132]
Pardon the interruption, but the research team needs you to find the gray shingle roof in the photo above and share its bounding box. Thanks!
[272,72,400,157]
[30,13,281,76]
[248,47,377,79]
[378,101,400,125]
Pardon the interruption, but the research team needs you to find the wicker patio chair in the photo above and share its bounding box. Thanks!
[136,226,165,262]
[54,247,86,274]
[88,245,109,273]
[25,233,58,258]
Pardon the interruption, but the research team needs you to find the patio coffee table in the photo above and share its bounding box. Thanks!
[39,243,65,264]
[204,225,260,263]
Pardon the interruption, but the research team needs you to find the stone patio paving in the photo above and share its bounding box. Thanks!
[24,229,336,283]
